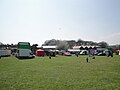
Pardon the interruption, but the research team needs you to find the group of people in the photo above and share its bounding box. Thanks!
[75,50,113,63]
[75,52,95,63]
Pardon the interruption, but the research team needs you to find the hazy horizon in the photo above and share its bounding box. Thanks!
[0,0,120,45]
[0,38,117,46]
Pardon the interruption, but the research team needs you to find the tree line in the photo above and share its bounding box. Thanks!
[0,39,120,51]
[42,39,109,50]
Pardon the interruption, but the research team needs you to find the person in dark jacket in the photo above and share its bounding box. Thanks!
[86,57,88,62]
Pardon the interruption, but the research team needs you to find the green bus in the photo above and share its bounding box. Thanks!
[17,42,34,59]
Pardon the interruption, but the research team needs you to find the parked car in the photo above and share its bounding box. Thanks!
[97,52,106,56]
[64,52,72,56]
[80,50,89,55]
[59,50,66,55]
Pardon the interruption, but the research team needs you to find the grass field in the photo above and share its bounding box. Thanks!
[0,55,120,90]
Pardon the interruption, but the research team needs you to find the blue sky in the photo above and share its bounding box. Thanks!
[0,0,120,45]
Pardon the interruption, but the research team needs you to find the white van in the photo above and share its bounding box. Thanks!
[0,50,11,57]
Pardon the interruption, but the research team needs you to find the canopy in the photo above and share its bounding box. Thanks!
[36,49,44,56]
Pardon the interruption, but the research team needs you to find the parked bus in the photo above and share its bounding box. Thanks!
[16,42,34,59]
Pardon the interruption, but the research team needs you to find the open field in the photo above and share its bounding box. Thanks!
[0,55,120,90]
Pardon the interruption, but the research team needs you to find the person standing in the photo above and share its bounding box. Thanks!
[86,57,88,62]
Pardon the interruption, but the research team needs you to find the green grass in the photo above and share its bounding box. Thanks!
[0,55,120,90]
